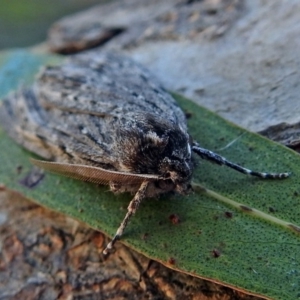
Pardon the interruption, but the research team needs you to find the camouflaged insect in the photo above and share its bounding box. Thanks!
[0,51,289,254]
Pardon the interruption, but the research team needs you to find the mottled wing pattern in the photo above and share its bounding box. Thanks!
[36,51,186,127]
[0,51,187,171]
[0,88,59,160]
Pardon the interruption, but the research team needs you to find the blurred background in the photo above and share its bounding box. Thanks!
[0,0,104,49]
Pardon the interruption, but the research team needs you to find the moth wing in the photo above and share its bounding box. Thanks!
[30,159,159,185]
[36,51,186,129]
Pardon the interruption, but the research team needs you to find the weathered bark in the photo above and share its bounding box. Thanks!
[0,190,259,299]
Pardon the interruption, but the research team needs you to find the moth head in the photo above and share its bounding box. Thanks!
[158,137,193,193]
[117,113,193,192]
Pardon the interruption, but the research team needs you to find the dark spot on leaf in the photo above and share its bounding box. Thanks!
[212,249,221,258]
[141,233,149,240]
[16,165,23,174]
[169,213,181,224]
[225,211,233,218]
[269,206,276,213]
[19,167,45,188]
[0,184,6,191]
[168,257,176,265]
[240,205,253,212]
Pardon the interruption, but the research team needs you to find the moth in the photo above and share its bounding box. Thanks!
[0,51,289,254]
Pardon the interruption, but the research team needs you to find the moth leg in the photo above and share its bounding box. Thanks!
[192,144,290,179]
[103,180,149,255]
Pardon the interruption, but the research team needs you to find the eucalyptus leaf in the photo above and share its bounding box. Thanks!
[1,50,300,300]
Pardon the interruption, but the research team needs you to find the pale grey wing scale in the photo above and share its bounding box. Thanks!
[0,88,115,165]
[0,89,59,160]
[31,159,160,185]
[36,51,187,129]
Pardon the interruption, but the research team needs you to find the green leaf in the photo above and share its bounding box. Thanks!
[1,49,300,300]
[0,49,61,98]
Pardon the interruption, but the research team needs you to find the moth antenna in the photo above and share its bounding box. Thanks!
[192,145,290,179]
[103,180,149,255]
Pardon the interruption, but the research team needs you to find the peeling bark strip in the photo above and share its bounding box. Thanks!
[0,51,289,253]
[47,0,244,53]
[259,122,300,152]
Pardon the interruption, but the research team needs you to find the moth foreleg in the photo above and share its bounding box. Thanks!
[103,180,150,255]
[192,144,290,179]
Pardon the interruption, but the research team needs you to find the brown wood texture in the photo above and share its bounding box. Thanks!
[0,189,260,299]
